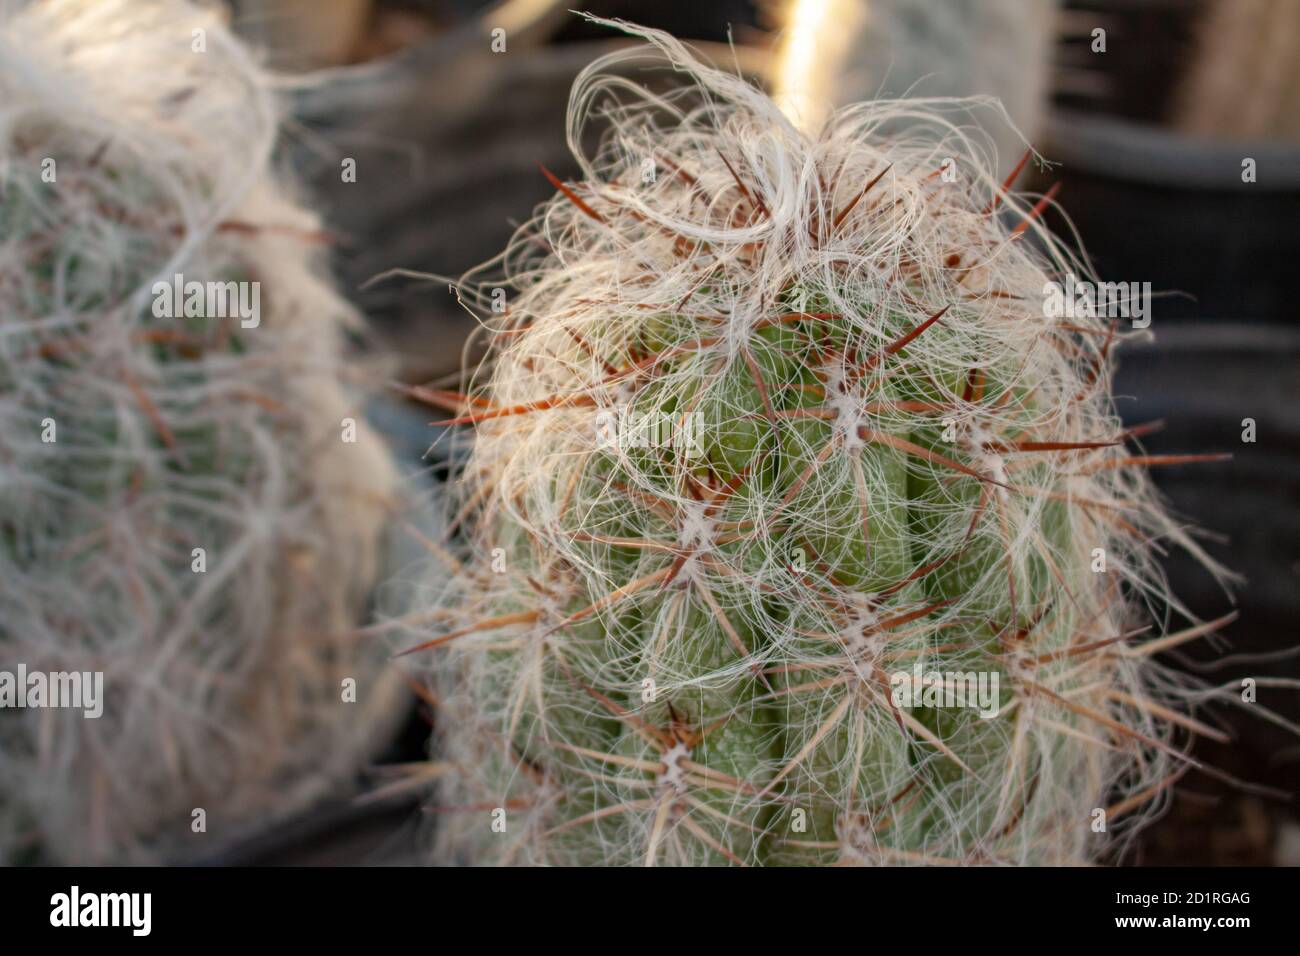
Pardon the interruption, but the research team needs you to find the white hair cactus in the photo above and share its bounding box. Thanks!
[411,18,1241,866]
[0,0,405,863]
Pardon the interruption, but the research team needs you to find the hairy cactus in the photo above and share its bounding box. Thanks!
[416,20,1232,866]
[0,0,406,863]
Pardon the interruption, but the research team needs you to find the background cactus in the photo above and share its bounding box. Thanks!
[414,19,1234,866]
[0,0,408,863]
[769,0,1058,164]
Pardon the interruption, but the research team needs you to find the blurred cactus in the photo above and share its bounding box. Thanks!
[0,0,405,863]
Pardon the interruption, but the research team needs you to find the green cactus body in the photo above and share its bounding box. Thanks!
[421,21,1213,866]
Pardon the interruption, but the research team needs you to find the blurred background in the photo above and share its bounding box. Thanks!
[209,0,1297,865]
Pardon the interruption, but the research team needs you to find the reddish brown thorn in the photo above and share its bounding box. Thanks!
[1030,632,1133,665]
[833,163,892,231]
[961,487,992,547]
[1007,600,1054,646]
[1104,765,1192,823]
[741,346,778,424]
[962,367,986,404]
[434,391,597,426]
[782,382,828,400]
[883,305,949,357]
[757,695,853,798]
[675,277,706,313]
[1074,319,1118,402]
[563,325,617,375]
[811,156,848,242]
[1131,611,1239,658]
[859,428,1007,488]
[993,769,1040,840]
[995,494,1019,626]
[656,153,699,189]
[394,609,541,657]
[553,566,674,630]
[539,164,606,224]
[878,551,961,597]
[880,677,909,734]
[123,369,179,452]
[1120,419,1166,441]
[680,715,736,754]
[659,552,691,591]
[402,386,483,414]
[696,580,763,678]
[609,480,677,521]
[1009,182,1061,239]
[546,798,659,837]
[983,439,1120,454]
[611,334,722,381]
[716,148,769,219]
[707,455,760,515]
[983,148,1032,215]
[894,400,951,414]
[775,440,838,509]
[404,675,440,712]
[1020,678,1195,766]
[524,576,557,600]
[875,599,954,633]
[574,679,675,750]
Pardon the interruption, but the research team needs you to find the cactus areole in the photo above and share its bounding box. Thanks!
[418,18,1228,866]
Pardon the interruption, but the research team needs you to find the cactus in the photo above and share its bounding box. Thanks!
[415,20,1233,866]
[0,0,406,863]
[770,0,1058,165]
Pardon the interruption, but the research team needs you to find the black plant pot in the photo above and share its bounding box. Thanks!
[1037,110,1300,323]
[1114,323,1299,634]
[1113,322,1300,863]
